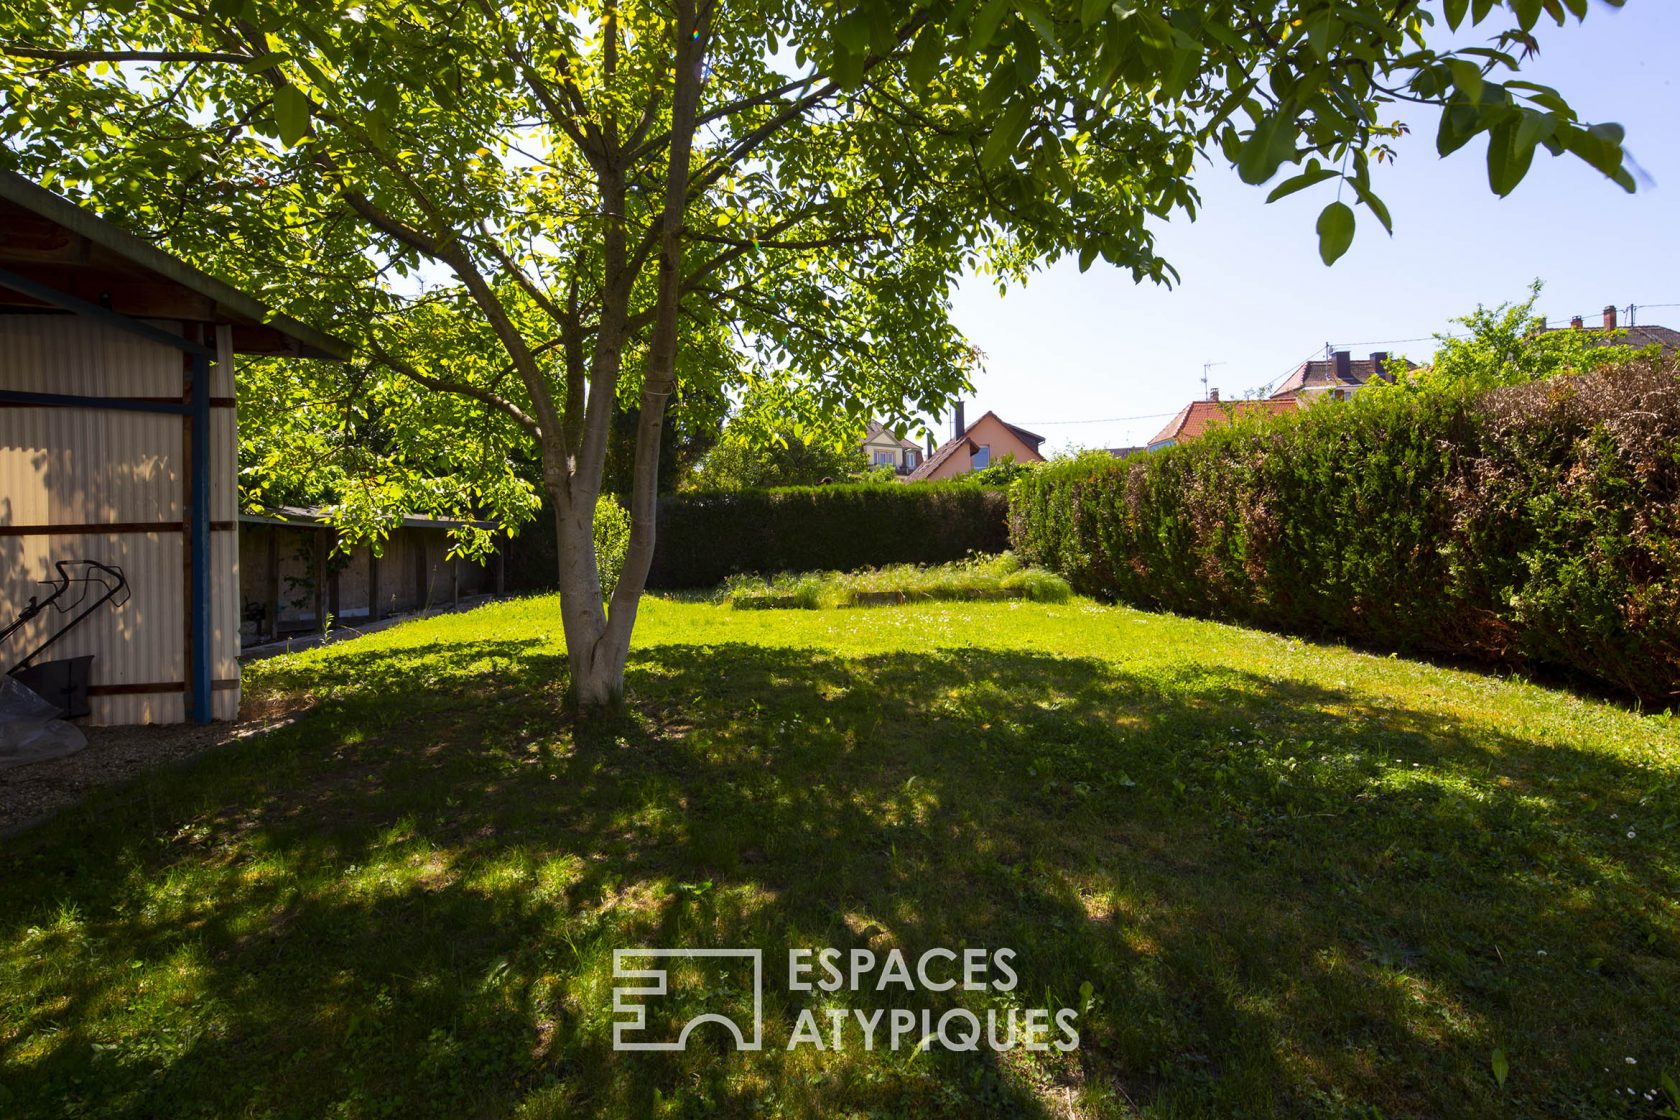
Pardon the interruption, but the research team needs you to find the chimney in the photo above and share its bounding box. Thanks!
[1207,387,1220,402]
[1334,350,1351,384]
[1603,305,1618,330]
[951,400,965,441]
[1570,315,1584,330]
[1370,351,1389,382]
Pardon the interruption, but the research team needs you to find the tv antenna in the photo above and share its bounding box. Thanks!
[1202,361,1225,401]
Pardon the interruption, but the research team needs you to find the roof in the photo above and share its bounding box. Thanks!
[1106,446,1144,459]
[1546,323,1680,354]
[0,171,350,360]
[904,410,1044,481]
[862,419,921,452]
[1148,398,1297,447]
[238,506,491,531]
[1272,356,1385,397]
[906,434,975,481]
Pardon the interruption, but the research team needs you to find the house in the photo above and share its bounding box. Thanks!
[907,402,1045,481]
[1270,350,1394,401]
[237,508,499,647]
[859,420,924,475]
[1550,305,1680,354]
[0,172,349,724]
[1146,391,1297,451]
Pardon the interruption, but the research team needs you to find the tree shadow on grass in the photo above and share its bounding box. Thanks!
[1,637,1676,1119]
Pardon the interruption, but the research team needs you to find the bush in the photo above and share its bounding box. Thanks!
[593,495,631,600]
[501,495,632,598]
[1011,359,1680,706]
[648,481,1010,589]
[722,553,1071,610]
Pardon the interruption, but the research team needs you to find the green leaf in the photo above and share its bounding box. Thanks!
[1443,0,1469,30]
[1018,0,1061,52]
[906,22,943,89]
[968,0,1010,54]
[1316,201,1355,265]
[1491,1048,1509,1089]
[1080,0,1109,29]
[1436,102,1481,157]
[1266,164,1338,203]
[273,84,309,149]
[981,100,1032,170]
[1236,111,1296,185]
[1487,122,1535,196]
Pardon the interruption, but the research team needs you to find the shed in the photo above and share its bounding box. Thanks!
[0,172,348,724]
[237,507,501,645]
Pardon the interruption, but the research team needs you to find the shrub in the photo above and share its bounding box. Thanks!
[722,553,1071,610]
[647,481,1010,589]
[1011,359,1680,705]
[501,495,632,599]
[593,495,631,600]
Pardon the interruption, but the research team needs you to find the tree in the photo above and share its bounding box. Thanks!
[689,429,869,490]
[0,0,1634,713]
[1387,282,1646,395]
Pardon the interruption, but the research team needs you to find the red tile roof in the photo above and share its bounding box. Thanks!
[1148,398,1297,447]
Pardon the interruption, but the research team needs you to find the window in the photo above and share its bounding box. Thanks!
[972,445,990,469]
[905,450,921,469]
[872,450,896,468]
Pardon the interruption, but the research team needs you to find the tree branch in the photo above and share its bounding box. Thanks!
[369,341,542,438]
[0,45,253,64]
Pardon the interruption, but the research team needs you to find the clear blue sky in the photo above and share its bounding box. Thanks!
[946,2,1680,452]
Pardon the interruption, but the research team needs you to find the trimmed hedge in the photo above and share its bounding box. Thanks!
[649,481,1009,589]
[1011,360,1680,705]
[504,481,1010,592]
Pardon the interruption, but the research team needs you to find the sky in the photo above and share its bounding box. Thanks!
[945,2,1680,453]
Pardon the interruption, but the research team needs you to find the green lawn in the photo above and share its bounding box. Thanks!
[2,595,1677,1118]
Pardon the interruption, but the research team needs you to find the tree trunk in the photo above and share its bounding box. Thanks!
[552,487,621,714]
[550,0,707,720]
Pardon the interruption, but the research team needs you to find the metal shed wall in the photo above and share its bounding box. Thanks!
[0,314,240,723]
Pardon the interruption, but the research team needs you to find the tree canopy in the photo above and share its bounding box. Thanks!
[0,0,1636,707]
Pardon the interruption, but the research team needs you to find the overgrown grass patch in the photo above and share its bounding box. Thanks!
[0,595,1676,1118]
[723,553,1071,610]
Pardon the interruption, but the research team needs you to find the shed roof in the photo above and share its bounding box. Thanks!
[238,506,492,531]
[0,171,349,361]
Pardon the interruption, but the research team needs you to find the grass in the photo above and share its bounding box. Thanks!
[1,594,1677,1118]
[723,553,1071,610]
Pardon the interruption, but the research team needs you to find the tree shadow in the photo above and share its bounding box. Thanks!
[1,635,1676,1118]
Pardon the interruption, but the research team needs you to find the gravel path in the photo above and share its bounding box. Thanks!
[0,707,302,837]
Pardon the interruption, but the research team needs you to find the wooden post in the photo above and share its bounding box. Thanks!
[414,532,428,611]
[313,527,328,635]
[369,548,381,622]
[265,525,280,641]
[452,555,460,606]
[328,531,341,624]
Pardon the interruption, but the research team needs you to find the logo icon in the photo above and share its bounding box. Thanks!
[612,948,764,1052]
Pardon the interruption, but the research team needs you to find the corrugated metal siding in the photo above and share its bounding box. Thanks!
[0,313,241,725]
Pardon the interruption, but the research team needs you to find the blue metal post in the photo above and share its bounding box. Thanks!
[189,348,213,724]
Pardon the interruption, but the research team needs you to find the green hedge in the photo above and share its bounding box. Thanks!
[1011,360,1680,705]
[650,481,1009,588]
[504,481,1010,592]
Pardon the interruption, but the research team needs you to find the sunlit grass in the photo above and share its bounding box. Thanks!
[0,593,1676,1118]
[722,552,1072,609]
